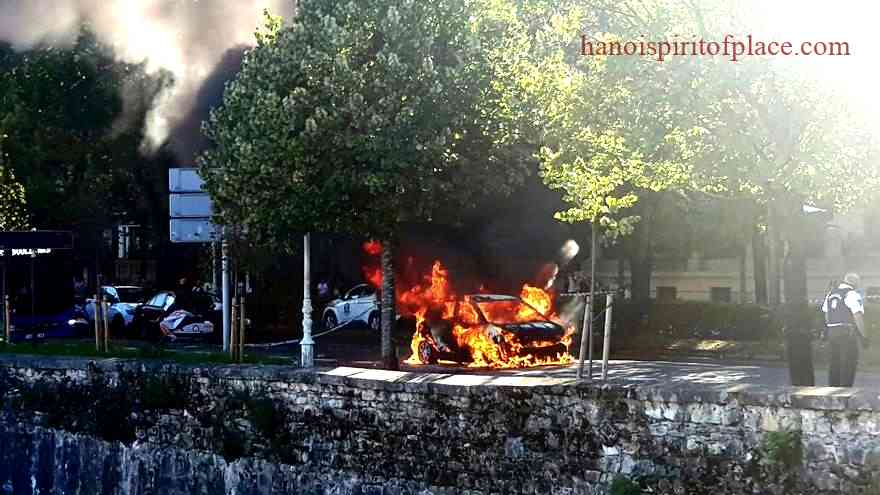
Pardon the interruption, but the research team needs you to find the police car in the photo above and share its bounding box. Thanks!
[321,284,380,331]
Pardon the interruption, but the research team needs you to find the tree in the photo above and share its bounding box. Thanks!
[200,0,532,368]
[0,30,173,279]
[502,0,716,302]
[506,0,879,304]
[693,56,879,304]
[0,143,29,231]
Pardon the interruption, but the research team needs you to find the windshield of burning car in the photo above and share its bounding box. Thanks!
[476,300,544,325]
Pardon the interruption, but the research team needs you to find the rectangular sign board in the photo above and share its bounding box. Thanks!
[170,193,213,218]
[0,231,73,250]
[170,219,218,243]
[169,168,205,193]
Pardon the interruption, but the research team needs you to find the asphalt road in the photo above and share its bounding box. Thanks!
[239,336,880,389]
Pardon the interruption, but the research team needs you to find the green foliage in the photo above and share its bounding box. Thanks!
[614,301,816,342]
[609,476,642,495]
[199,0,532,247]
[0,143,29,230]
[0,341,291,365]
[761,430,803,472]
[0,30,170,238]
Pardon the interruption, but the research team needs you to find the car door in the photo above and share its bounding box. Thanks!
[348,285,376,324]
[139,292,169,324]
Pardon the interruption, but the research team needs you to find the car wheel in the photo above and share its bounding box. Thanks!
[368,312,380,331]
[418,340,437,364]
[323,312,338,330]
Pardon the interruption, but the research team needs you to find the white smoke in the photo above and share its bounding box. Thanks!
[0,0,293,156]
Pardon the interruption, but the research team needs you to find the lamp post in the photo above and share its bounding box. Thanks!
[301,232,315,367]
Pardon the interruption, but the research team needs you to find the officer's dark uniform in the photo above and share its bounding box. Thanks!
[824,285,863,387]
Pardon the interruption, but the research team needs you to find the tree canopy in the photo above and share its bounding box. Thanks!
[199,0,533,248]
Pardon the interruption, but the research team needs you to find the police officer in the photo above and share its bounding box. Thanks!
[822,273,868,387]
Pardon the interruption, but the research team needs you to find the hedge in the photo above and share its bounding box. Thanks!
[608,301,827,342]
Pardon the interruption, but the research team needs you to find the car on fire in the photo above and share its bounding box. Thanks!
[322,284,380,331]
[414,294,569,365]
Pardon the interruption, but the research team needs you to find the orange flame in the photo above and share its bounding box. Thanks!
[365,267,382,288]
[362,241,384,287]
[396,260,574,368]
[363,240,382,256]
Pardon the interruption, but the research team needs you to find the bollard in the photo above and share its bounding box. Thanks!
[4,295,10,344]
[230,297,238,360]
[94,294,101,351]
[102,297,110,352]
[601,293,614,380]
[239,294,246,363]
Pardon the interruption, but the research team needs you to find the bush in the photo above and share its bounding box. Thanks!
[609,477,642,495]
[612,301,823,342]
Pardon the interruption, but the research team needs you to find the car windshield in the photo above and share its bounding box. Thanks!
[476,299,545,325]
[116,288,145,303]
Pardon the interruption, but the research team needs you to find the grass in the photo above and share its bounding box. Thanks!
[0,341,293,366]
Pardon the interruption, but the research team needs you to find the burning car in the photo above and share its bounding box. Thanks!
[412,294,570,366]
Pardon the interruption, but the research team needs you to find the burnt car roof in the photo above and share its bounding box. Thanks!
[466,294,519,302]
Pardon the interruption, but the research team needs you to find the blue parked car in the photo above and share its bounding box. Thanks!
[7,306,89,343]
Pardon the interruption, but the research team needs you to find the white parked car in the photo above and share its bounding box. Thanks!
[321,284,380,331]
[84,285,146,335]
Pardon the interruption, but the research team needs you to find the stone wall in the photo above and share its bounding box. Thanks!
[1,356,880,494]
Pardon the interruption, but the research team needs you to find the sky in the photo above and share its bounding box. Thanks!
[744,0,880,127]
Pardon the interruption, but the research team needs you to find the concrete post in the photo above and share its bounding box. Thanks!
[301,233,315,368]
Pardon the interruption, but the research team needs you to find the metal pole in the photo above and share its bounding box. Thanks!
[4,295,10,344]
[577,294,590,378]
[601,293,614,380]
[94,294,101,351]
[239,283,246,363]
[1,263,5,343]
[102,297,110,352]
[230,296,238,360]
[577,222,598,380]
[222,230,231,352]
[301,232,315,368]
[30,254,35,325]
[211,242,219,297]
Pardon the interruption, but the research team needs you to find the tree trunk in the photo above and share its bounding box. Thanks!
[752,224,768,305]
[766,202,781,306]
[626,214,654,305]
[380,238,398,370]
[628,255,653,304]
[782,203,808,304]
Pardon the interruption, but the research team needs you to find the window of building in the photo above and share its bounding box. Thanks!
[710,287,732,303]
[656,286,677,302]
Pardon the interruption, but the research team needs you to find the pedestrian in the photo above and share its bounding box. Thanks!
[822,272,869,387]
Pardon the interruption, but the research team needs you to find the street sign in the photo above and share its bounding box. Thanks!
[170,193,213,218]
[168,168,216,244]
[170,218,218,243]
[169,168,205,193]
